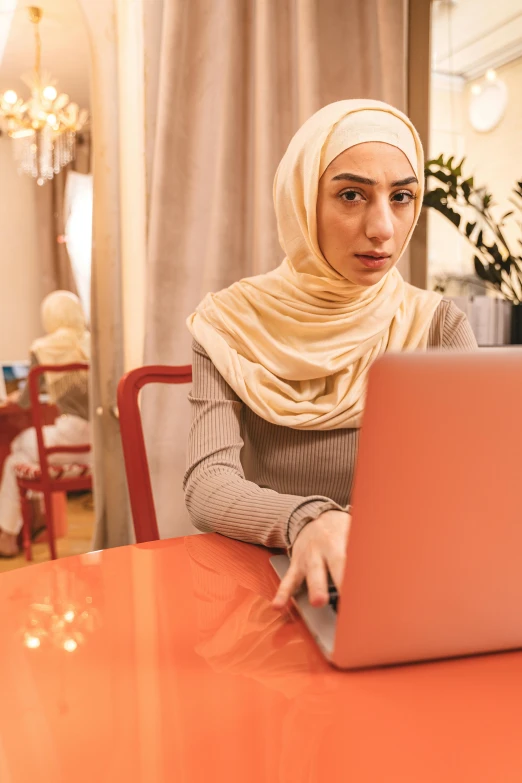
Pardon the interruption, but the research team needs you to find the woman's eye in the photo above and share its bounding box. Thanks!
[340,190,363,203]
[392,191,415,204]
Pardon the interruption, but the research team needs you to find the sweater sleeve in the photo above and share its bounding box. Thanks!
[428,299,479,350]
[183,341,346,549]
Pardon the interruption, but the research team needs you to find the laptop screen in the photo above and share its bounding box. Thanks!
[0,361,30,401]
[2,362,30,383]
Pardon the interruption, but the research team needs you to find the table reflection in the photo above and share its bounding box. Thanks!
[182,534,522,783]
[0,535,521,783]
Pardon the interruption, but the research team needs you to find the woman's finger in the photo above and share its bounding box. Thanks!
[326,548,345,592]
[305,553,329,607]
[272,562,304,609]
[324,517,350,590]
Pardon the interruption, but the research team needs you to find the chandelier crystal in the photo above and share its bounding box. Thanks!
[0,6,88,185]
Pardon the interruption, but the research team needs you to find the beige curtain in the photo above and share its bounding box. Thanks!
[35,132,92,297]
[142,0,408,539]
[77,0,132,551]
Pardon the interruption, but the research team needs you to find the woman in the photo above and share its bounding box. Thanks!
[184,99,477,609]
[0,290,90,557]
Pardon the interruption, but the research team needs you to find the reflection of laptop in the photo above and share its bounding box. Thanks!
[271,350,522,669]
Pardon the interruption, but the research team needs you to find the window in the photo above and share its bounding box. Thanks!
[64,171,93,321]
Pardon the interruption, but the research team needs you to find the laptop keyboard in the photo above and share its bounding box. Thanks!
[328,584,339,612]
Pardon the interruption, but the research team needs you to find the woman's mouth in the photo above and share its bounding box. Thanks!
[354,254,391,270]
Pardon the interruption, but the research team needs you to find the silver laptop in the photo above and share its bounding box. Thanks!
[271,350,522,669]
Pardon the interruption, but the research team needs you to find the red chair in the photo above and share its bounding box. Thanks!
[117,365,192,543]
[15,364,92,561]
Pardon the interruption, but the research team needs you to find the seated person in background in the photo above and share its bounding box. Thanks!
[184,99,478,608]
[0,290,91,557]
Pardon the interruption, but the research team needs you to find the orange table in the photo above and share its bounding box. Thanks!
[0,532,521,783]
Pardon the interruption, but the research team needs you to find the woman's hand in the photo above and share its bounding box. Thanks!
[272,509,351,609]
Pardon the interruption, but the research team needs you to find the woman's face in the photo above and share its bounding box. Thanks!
[316,141,418,286]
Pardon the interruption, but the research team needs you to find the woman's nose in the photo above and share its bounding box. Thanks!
[365,201,394,243]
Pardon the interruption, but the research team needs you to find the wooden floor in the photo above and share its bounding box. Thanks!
[0,492,95,573]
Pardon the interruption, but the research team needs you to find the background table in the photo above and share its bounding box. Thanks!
[0,532,521,783]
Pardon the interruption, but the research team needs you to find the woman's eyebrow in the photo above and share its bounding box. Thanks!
[391,176,418,187]
[331,173,376,185]
[331,173,418,187]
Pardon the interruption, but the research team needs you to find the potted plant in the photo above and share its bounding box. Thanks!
[423,155,522,342]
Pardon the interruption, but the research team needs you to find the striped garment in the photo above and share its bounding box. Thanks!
[184,299,478,549]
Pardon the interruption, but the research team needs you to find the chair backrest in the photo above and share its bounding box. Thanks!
[117,365,192,543]
[28,363,91,489]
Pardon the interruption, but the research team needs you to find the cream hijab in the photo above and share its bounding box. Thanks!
[31,290,90,403]
[187,99,442,430]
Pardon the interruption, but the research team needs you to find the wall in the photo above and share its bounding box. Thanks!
[0,137,42,361]
[428,57,522,289]
[0,0,92,363]
[463,57,522,260]
[427,75,469,285]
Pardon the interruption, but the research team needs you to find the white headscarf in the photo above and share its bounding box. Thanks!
[188,99,442,430]
[31,290,90,404]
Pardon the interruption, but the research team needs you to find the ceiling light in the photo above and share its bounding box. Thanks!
[42,85,57,101]
[0,6,88,185]
[3,89,17,105]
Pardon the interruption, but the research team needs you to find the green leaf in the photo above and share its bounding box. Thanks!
[423,195,461,227]
[423,188,447,208]
[486,242,503,264]
[511,267,522,301]
[440,204,461,228]
[474,256,491,282]
[428,170,453,186]
[476,257,503,287]
[486,262,502,285]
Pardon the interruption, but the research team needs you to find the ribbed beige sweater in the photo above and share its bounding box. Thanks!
[184,299,478,549]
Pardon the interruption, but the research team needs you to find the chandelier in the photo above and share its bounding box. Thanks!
[0,5,88,185]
